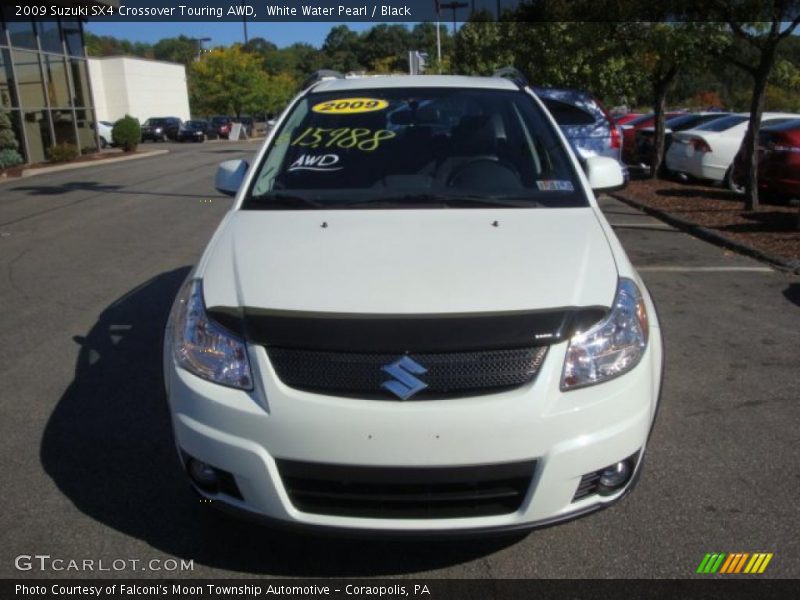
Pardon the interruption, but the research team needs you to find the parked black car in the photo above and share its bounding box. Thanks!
[177,120,215,142]
[141,117,182,142]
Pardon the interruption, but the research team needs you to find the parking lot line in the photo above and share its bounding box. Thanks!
[637,266,774,273]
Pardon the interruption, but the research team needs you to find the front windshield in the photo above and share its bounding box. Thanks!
[244,87,587,209]
[185,120,206,129]
[145,118,165,126]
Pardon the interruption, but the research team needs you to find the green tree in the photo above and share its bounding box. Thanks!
[359,24,412,72]
[621,22,728,177]
[321,25,363,72]
[452,11,514,75]
[190,45,272,118]
[152,35,201,67]
[712,0,800,209]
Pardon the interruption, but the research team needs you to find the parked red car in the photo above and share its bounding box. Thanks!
[614,113,644,126]
[732,118,800,202]
[621,112,685,165]
[210,115,233,139]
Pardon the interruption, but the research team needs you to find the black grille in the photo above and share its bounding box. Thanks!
[573,471,602,501]
[267,346,548,399]
[277,460,536,519]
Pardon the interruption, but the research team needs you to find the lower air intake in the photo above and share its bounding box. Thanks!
[277,459,536,519]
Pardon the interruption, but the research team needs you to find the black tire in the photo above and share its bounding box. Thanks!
[724,166,744,194]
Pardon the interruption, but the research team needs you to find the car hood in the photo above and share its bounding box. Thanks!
[200,208,618,316]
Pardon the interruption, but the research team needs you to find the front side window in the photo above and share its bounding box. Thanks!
[245,87,586,210]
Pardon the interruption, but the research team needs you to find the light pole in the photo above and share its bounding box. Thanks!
[441,2,467,37]
[241,1,248,45]
[188,36,211,61]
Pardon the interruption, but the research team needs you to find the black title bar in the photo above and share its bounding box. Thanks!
[4,0,800,23]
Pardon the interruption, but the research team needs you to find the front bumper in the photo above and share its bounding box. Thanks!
[164,323,662,534]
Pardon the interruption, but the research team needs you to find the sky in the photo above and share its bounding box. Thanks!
[84,21,385,48]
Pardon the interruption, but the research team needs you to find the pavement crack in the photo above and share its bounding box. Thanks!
[5,249,31,301]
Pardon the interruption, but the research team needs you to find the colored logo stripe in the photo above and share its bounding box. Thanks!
[697,552,773,574]
[697,553,726,573]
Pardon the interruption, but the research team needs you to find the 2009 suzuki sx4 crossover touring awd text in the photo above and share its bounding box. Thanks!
[163,71,663,535]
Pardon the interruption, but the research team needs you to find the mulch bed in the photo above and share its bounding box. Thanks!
[0,149,148,180]
[615,178,800,261]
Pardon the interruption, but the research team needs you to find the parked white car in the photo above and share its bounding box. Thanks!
[665,112,799,184]
[95,120,114,148]
[163,72,663,535]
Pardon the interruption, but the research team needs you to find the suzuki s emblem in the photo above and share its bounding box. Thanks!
[381,356,428,400]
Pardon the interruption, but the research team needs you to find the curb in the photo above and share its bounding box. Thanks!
[0,149,170,184]
[610,192,800,274]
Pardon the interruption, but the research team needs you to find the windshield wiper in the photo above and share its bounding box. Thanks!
[341,193,540,209]
[247,193,324,209]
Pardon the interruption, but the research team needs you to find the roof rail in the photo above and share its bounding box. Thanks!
[302,69,346,90]
[492,67,529,89]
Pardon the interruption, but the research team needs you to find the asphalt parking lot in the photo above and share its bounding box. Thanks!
[1,140,798,579]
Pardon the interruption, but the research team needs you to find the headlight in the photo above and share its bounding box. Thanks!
[168,279,252,390]
[561,277,649,390]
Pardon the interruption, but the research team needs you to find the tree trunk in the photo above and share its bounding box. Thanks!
[743,43,777,211]
[650,65,677,179]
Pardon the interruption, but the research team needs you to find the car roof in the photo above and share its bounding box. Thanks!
[310,75,519,93]
[532,86,596,102]
[762,118,800,131]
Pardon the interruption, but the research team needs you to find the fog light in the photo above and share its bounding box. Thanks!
[187,458,219,492]
[600,461,630,487]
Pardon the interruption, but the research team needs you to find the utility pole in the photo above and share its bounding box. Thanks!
[241,1,248,45]
[441,1,467,37]
[434,0,442,71]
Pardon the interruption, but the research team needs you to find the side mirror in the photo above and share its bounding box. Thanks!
[585,156,626,193]
[215,159,248,196]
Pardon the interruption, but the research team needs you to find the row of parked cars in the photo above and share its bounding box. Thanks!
[94,115,257,146]
[616,109,800,203]
[139,116,258,143]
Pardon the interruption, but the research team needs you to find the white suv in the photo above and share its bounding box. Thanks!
[163,71,663,535]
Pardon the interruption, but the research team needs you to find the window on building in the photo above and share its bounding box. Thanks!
[6,18,37,50]
[69,59,90,107]
[75,109,97,153]
[12,50,46,107]
[44,55,70,107]
[61,19,85,57]
[36,21,63,54]
[22,110,51,163]
[51,109,76,146]
[0,49,17,109]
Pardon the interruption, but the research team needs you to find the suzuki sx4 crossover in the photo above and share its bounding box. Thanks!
[163,74,663,535]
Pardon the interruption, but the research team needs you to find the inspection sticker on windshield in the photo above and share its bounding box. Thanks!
[312,98,389,114]
[537,180,574,191]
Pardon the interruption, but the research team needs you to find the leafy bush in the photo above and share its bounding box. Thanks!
[112,115,140,152]
[47,142,79,163]
[0,111,21,152]
[0,148,24,169]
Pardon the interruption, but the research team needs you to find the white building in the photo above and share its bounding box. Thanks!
[88,56,191,123]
